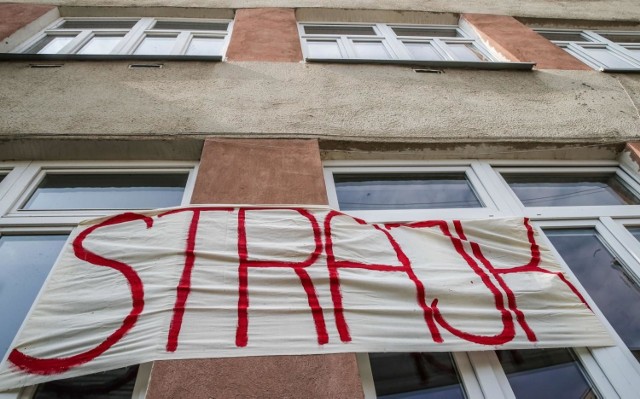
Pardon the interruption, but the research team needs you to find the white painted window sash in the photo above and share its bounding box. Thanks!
[12,17,232,57]
[535,28,640,70]
[299,22,500,62]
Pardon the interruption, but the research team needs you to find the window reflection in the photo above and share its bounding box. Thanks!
[627,226,640,243]
[503,173,640,207]
[546,229,640,361]
[370,353,466,399]
[34,365,139,399]
[497,348,597,399]
[22,173,188,210]
[0,235,68,360]
[334,173,482,211]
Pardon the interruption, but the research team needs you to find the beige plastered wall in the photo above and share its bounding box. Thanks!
[1,62,639,144]
[2,0,640,21]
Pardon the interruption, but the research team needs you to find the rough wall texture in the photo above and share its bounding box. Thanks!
[0,2,55,41]
[1,62,639,142]
[4,0,640,21]
[226,8,302,62]
[146,138,363,399]
[462,14,591,70]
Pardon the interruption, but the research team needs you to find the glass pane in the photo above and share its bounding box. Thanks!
[404,42,443,60]
[546,229,640,361]
[598,33,640,44]
[581,46,637,68]
[29,36,75,54]
[304,26,376,36]
[22,173,188,210]
[370,352,466,399]
[152,21,228,31]
[497,348,597,399]
[538,31,591,42]
[392,27,459,37]
[0,235,67,360]
[353,41,390,59]
[627,226,640,242]
[447,43,488,61]
[34,365,139,399]
[503,172,640,207]
[77,35,124,55]
[134,36,177,55]
[58,20,137,29]
[334,173,482,211]
[306,40,342,58]
[186,37,224,55]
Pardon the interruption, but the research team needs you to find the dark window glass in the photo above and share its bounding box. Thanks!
[392,27,459,37]
[304,26,376,35]
[370,352,466,399]
[0,174,5,183]
[598,33,640,43]
[58,20,138,29]
[546,229,640,361]
[334,173,482,211]
[627,226,640,242]
[152,21,228,31]
[22,173,188,210]
[502,173,640,207]
[34,365,139,399]
[0,235,67,360]
[497,348,597,399]
[538,31,591,42]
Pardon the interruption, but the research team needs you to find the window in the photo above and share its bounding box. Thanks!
[325,159,640,398]
[536,29,640,71]
[298,23,533,69]
[0,161,197,399]
[9,18,232,59]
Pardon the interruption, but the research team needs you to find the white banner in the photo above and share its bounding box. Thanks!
[0,206,612,390]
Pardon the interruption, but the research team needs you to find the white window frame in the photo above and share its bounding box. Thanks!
[298,22,498,63]
[535,28,640,71]
[324,159,640,398]
[0,160,198,399]
[10,17,233,58]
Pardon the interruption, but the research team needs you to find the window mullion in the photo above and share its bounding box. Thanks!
[0,164,40,217]
[114,18,154,54]
[376,24,411,60]
[471,163,521,215]
[431,38,455,60]
[340,36,357,58]
[572,347,620,399]
[452,352,490,399]
[601,216,640,266]
[58,30,91,54]
[355,353,376,399]
[171,31,191,55]
[465,351,513,399]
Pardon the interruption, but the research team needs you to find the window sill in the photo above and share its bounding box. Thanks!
[600,67,640,73]
[305,57,535,70]
[0,54,223,62]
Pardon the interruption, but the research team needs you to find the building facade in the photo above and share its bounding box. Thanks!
[1,0,640,398]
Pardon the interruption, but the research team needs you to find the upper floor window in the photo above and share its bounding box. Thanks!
[536,29,640,71]
[10,18,232,59]
[298,23,533,70]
